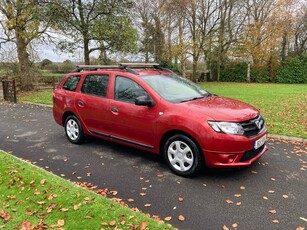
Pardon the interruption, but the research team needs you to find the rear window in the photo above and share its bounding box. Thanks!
[81,74,109,97]
[62,76,80,91]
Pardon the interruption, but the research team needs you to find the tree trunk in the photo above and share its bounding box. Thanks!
[83,37,90,65]
[16,29,33,91]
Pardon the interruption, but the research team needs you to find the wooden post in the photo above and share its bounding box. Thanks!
[247,63,251,83]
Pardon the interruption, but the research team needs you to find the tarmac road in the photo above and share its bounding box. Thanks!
[0,102,306,230]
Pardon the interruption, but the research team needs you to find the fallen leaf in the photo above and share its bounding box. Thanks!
[144,204,151,207]
[127,198,134,202]
[60,208,68,212]
[271,178,276,181]
[164,216,172,221]
[140,221,147,230]
[240,186,245,190]
[296,227,305,230]
[57,219,65,227]
[223,225,229,230]
[226,200,233,204]
[272,219,279,223]
[110,191,118,195]
[251,170,258,174]
[40,179,46,185]
[269,210,277,214]
[232,223,238,228]
[268,190,275,193]
[263,196,268,200]
[178,197,184,202]
[140,193,146,196]
[282,195,289,198]
[236,202,241,206]
[109,220,116,226]
[178,215,185,221]
[234,194,241,198]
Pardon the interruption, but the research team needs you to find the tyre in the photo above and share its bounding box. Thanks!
[64,115,85,144]
[164,134,202,177]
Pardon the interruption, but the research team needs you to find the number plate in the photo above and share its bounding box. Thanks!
[254,135,266,149]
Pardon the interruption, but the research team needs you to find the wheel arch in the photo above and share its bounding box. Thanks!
[159,129,205,161]
[62,111,76,125]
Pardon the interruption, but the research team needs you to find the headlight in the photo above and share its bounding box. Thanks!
[208,121,244,135]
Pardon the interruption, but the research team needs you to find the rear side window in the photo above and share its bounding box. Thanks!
[81,74,109,97]
[63,76,80,91]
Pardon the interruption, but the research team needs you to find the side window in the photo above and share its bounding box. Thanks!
[81,74,109,97]
[115,76,148,103]
[62,76,80,91]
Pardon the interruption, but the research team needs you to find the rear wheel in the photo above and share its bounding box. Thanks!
[65,115,85,144]
[164,134,202,177]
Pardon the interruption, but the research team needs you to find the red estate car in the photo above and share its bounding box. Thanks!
[53,63,268,176]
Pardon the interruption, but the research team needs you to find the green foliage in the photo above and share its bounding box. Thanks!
[40,59,53,69]
[275,55,307,83]
[58,60,75,73]
[220,62,248,82]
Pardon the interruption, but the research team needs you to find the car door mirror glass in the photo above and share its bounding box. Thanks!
[135,95,155,107]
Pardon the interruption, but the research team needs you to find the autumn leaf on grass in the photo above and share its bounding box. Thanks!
[178,215,185,221]
[57,219,65,227]
[0,210,14,221]
[60,208,69,212]
[140,221,148,230]
[109,220,116,226]
[47,203,57,213]
[19,220,32,229]
[40,179,46,185]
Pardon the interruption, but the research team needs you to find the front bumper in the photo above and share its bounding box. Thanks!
[202,131,268,168]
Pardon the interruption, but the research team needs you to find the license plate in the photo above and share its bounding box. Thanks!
[254,135,266,149]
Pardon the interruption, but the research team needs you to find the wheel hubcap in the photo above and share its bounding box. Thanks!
[167,141,194,172]
[66,119,79,141]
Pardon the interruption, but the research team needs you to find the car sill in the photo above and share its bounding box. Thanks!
[89,130,154,150]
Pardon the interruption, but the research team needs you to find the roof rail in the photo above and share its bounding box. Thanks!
[75,63,175,75]
[76,65,120,72]
[120,63,160,68]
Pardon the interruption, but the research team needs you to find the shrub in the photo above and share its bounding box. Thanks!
[275,55,307,83]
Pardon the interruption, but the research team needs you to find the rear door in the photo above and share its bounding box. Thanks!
[75,74,110,135]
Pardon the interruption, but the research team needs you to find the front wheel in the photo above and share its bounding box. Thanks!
[64,115,85,144]
[164,134,202,177]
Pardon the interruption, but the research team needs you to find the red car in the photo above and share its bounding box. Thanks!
[53,63,268,176]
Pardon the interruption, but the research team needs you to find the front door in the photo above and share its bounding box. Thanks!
[109,76,157,150]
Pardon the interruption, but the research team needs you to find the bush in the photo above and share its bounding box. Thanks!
[220,63,248,82]
[275,55,307,83]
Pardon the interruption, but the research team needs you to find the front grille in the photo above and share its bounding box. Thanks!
[240,145,265,162]
[240,115,265,138]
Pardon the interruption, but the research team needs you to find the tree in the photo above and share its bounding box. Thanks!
[49,0,136,65]
[0,0,51,91]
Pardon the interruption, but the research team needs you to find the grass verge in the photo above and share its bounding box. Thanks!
[18,90,53,105]
[0,150,173,229]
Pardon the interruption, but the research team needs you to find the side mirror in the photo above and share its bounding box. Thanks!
[135,95,155,107]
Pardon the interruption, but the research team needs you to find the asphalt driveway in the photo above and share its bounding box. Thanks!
[0,102,306,230]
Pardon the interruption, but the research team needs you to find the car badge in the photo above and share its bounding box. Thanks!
[255,121,261,129]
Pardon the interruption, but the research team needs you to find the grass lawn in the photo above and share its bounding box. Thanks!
[18,83,307,138]
[0,150,173,229]
[200,82,307,139]
[18,90,53,105]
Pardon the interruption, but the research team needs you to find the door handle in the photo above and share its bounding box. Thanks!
[77,100,84,107]
[111,107,118,113]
